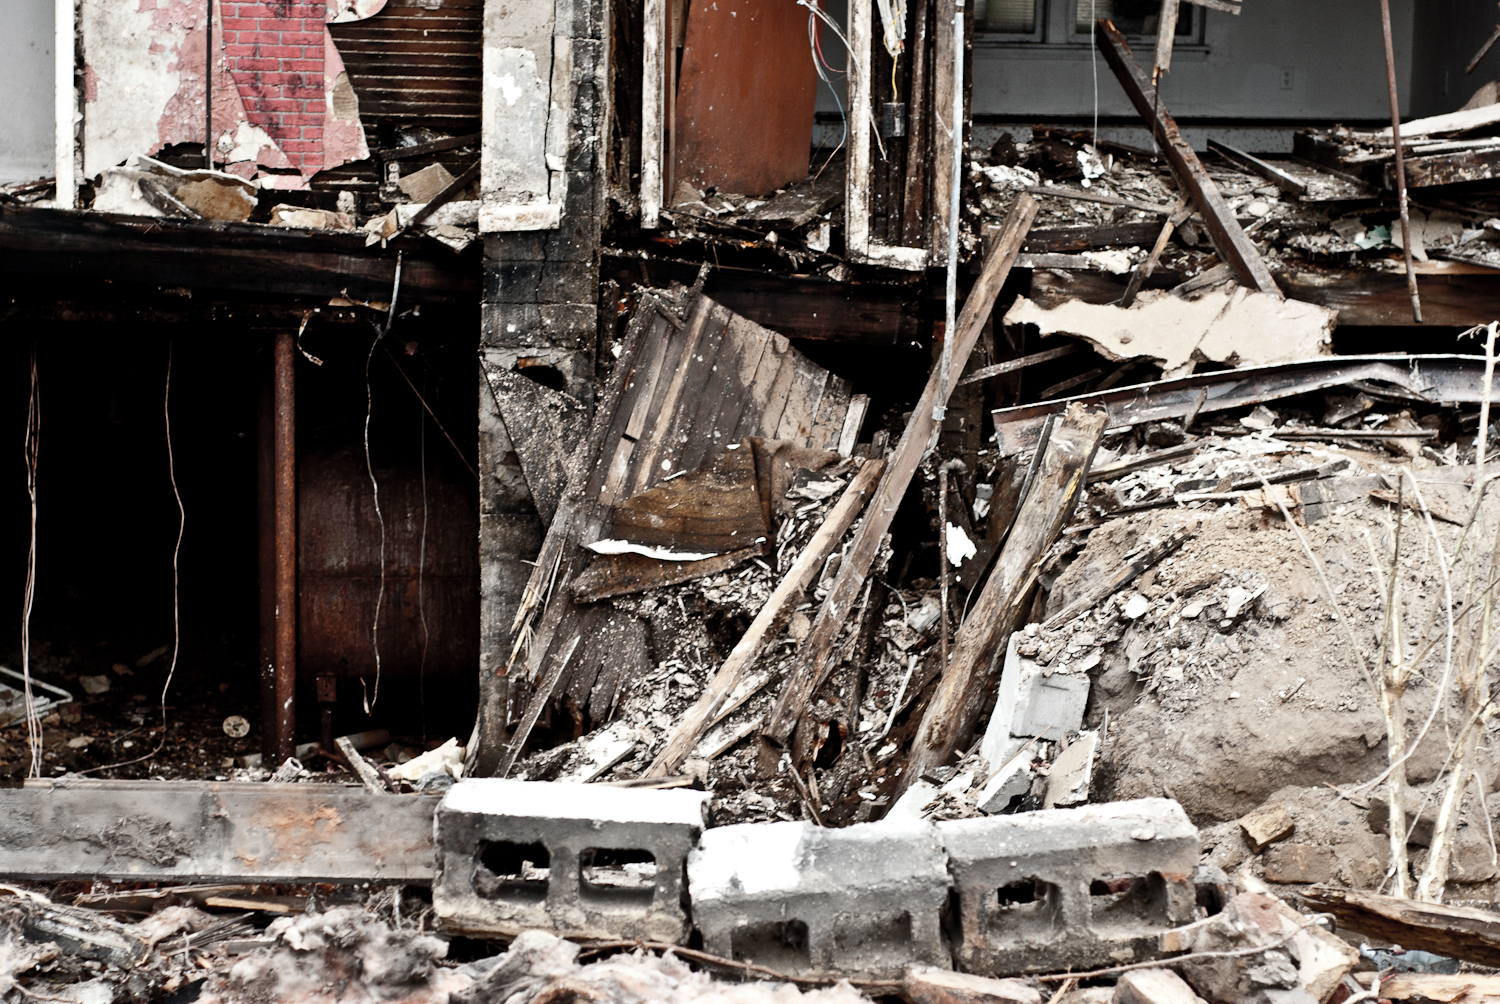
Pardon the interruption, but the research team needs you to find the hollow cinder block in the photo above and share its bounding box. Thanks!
[939,798,1199,975]
[687,819,952,980]
[433,778,709,942]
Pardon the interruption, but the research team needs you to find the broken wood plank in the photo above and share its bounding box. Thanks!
[1470,18,1500,74]
[1024,186,1175,216]
[646,458,885,776]
[1041,522,1194,630]
[1390,146,1500,189]
[481,363,588,527]
[1376,102,1500,140]
[1120,198,1191,308]
[1023,222,1166,253]
[1383,973,1500,1003]
[1094,19,1280,295]
[2,898,149,966]
[739,170,844,230]
[0,779,439,884]
[957,344,1083,386]
[335,736,391,794]
[900,401,1109,793]
[1086,443,1198,482]
[1154,0,1181,78]
[1300,886,1500,968]
[1208,139,1308,196]
[759,194,1040,759]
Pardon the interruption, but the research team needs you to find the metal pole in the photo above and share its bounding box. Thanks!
[1380,0,1421,323]
[937,0,964,423]
[205,0,213,169]
[938,463,950,669]
[273,331,298,762]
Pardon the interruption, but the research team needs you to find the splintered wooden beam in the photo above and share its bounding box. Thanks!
[1301,886,1500,967]
[1094,20,1280,296]
[1207,139,1309,196]
[898,401,1109,794]
[759,194,1040,758]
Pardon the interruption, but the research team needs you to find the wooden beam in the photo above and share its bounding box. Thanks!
[1301,886,1500,968]
[759,194,1039,757]
[0,779,438,884]
[899,401,1108,792]
[1094,20,1280,296]
[1023,222,1172,253]
[0,204,476,303]
[646,458,885,777]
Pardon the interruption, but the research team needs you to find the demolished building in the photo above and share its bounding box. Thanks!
[9,0,1500,999]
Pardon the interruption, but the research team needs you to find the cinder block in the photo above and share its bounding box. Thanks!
[433,778,708,942]
[688,820,951,980]
[939,798,1199,975]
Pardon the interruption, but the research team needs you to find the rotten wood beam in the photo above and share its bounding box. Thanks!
[899,401,1109,793]
[1024,186,1176,217]
[1301,886,1500,968]
[1094,19,1280,296]
[334,735,390,794]
[646,458,886,777]
[759,194,1040,760]
[1086,442,1198,482]
[957,344,1082,386]
[1041,521,1194,630]
[1154,0,1181,79]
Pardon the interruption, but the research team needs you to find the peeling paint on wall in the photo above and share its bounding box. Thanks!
[80,0,375,192]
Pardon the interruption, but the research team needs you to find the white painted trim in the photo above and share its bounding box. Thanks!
[845,0,872,258]
[640,0,664,228]
[479,201,563,231]
[54,0,75,208]
[864,241,928,270]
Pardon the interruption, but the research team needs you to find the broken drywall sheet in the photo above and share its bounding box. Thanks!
[1004,286,1337,377]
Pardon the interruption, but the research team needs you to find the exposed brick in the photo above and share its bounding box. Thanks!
[223,44,255,57]
[238,30,282,43]
[282,32,322,45]
[221,17,258,29]
[258,98,302,112]
[299,127,324,140]
[259,18,304,29]
[256,45,305,58]
[237,58,280,71]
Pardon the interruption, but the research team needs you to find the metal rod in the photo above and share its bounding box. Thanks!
[1380,0,1421,323]
[204,0,213,169]
[273,330,298,762]
[257,364,277,761]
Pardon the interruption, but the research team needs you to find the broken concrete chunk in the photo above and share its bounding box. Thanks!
[1240,804,1295,852]
[1114,969,1209,1004]
[397,162,458,203]
[1044,730,1098,809]
[1177,893,1304,1004]
[905,969,1042,1004]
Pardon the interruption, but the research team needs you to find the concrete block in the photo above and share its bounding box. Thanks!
[1044,730,1098,809]
[433,778,708,942]
[939,798,1199,975]
[904,969,1042,1004]
[687,819,951,980]
[985,634,1089,749]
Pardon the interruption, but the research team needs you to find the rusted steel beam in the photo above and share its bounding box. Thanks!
[273,331,297,763]
[1093,20,1280,296]
[0,780,438,884]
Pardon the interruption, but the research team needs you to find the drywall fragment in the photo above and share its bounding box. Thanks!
[93,156,257,221]
[268,205,355,230]
[1004,286,1337,378]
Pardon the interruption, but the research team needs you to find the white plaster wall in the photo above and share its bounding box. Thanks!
[0,2,56,184]
[81,1,189,178]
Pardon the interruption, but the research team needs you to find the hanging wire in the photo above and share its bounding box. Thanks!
[20,346,42,779]
[807,11,850,178]
[81,340,185,776]
[417,370,430,738]
[361,253,402,715]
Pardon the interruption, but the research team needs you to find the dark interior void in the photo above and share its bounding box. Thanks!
[0,309,479,766]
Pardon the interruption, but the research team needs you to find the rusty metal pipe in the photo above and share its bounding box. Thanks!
[1380,0,1421,323]
[257,365,276,760]
[273,330,298,762]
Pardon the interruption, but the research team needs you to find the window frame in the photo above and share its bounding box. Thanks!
[974,0,1210,51]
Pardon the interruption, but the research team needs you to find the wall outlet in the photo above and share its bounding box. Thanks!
[1279,67,1295,90]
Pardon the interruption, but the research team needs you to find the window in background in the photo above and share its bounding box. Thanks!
[1075,0,1193,36]
[979,0,1040,34]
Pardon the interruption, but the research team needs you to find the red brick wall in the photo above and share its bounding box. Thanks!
[219,1,327,173]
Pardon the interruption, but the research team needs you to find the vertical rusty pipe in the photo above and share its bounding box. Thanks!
[273,331,298,762]
[256,364,277,760]
[1380,0,1421,323]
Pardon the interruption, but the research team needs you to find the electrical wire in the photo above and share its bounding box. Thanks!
[80,340,184,776]
[807,10,849,179]
[20,346,41,779]
[361,253,403,715]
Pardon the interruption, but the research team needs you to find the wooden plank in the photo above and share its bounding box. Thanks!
[1301,886,1500,968]
[1375,102,1500,139]
[641,0,665,227]
[845,0,874,258]
[1154,0,1180,75]
[0,780,438,884]
[1208,138,1308,195]
[1094,20,1279,295]
[901,402,1108,792]
[760,194,1039,755]
[1383,973,1500,1002]
[1023,222,1168,252]
[928,0,956,258]
[647,459,886,776]
[1389,146,1500,188]
[774,363,832,446]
